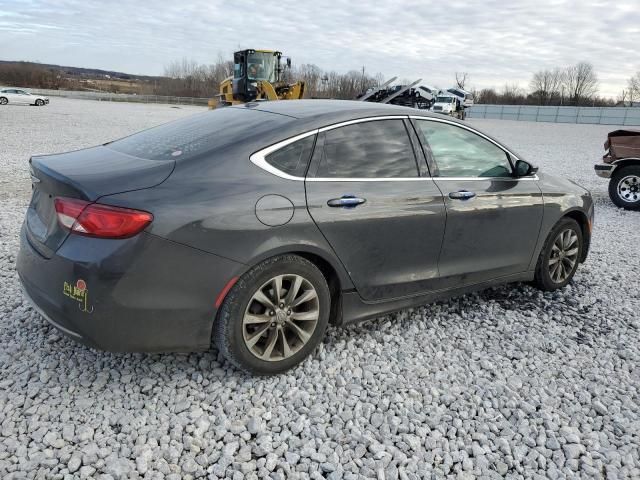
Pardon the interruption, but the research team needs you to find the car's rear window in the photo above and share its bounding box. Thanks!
[106,107,291,161]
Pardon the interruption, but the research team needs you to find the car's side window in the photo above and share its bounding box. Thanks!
[264,135,315,177]
[316,119,419,178]
[415,120,512,178]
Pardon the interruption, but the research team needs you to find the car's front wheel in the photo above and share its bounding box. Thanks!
[35,99,44,106]
[609,165,640,210]
[214,254,331,375]
[0,97,7,105]
[533,218,583,291]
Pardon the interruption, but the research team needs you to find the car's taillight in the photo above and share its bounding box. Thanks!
[54,197,153,239]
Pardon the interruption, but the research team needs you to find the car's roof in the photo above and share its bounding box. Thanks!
[230,99,442,124]
[225,99,525,162]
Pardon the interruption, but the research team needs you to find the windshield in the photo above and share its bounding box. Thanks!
[436,96,453,103]
[246,52,277,83]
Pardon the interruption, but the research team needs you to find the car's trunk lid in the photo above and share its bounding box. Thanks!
[26,146,174,257]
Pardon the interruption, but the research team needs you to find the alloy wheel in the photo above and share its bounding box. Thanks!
[242,274,319,361]
[548,229,579,283]
[0,98,7,105]
[617,175,640,203]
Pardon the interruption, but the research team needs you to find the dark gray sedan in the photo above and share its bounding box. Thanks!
[18,100,593,374]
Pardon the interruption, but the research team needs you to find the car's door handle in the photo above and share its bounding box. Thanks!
[449,190,476,200]
[327,195,366,208]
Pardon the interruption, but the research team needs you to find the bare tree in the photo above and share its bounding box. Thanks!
[455,72,469,89]
[501,83,526,104]
[618,89,629,105]
[529,68,563,105]
[562,62,598,106]
[628,71,640,104]
[477,88,499,104]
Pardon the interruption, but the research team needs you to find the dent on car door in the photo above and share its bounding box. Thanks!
[412,118,543,288]
[305,118,446,301]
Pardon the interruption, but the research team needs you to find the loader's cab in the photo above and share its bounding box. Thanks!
[233,49,287,102]
[211,48,303,108]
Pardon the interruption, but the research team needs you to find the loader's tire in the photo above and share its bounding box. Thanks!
[609,165,640,210]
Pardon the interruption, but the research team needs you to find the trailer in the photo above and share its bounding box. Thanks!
[357,79,433,110]
[357,79,473,120]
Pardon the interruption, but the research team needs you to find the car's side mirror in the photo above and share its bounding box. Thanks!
[514,159,538,177]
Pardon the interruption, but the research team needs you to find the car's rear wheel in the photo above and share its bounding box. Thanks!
[35,99,44,106]
[214,254,331,375]
[0,97,7,105]
[533,218,583,291]
[609,165,640,210]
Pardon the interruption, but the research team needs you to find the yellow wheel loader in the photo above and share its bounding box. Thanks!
[208,49,305,108]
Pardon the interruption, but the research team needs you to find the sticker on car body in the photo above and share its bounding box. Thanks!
[63,279,94,313]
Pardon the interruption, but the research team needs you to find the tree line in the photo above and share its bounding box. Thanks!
[160,58,383,100]
[2,58,639,107]
[0,62,77,90]
[127,59,640,106]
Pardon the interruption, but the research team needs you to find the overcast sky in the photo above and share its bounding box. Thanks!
[1,0,638,97]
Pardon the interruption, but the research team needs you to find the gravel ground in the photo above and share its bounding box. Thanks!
[0,99,638,479]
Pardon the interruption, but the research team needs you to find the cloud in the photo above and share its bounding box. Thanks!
[0,0,637,97]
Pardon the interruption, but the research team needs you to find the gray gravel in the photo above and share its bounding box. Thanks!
[1,98,639,479]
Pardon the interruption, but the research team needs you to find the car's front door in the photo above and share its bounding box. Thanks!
[412,118,544,288]
[305,118,446,301]
[13,90,29,104]
[16,90,33,105]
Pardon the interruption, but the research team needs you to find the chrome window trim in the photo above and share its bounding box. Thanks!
[250,116,414,181]
[317,115,410,132]
[306,177,432,182]
[434,175,539,181]
[249,114,537,183]
[249,129,319,181]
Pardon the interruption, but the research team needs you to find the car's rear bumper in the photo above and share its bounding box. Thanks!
[17,224,245,352]
[595,163,615,178]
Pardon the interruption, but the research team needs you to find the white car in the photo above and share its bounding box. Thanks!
[0,88,49,106]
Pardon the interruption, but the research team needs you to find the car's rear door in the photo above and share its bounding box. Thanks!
[305,117,446,301]
[4,89,19,103]
[412,117,543,288]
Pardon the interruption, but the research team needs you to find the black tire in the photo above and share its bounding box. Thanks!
[213,254,331,375]
[608,165,640,210]
[532,217,583,291]
[35,99,44,106]
[0,97,7,105]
